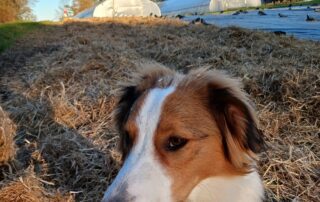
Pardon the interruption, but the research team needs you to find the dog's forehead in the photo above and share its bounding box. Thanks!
[126,88,214,142]
[135,87,176,126]
[123,68,233,136]
[160,88,220,139]
[126,76,208,127]
[124,87,175,132]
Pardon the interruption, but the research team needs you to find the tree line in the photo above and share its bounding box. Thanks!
[0,0,37,23]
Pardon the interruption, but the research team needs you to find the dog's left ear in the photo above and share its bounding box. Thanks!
[207,81,265,169]
[113,65,175,160]
[114,85,141,160]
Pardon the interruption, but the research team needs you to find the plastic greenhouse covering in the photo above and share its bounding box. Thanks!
[93,0,161,17]
[209,0,261,12]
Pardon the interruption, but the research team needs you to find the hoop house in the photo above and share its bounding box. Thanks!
[209,0,261,12]
[93,0,161,17]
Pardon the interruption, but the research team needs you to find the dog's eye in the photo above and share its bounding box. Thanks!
[166,136,188,152]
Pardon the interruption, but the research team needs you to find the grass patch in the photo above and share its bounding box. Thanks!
[0,21,45,53]
[209,0,320,14]
[264,0,320,9]
[240,0,320,10]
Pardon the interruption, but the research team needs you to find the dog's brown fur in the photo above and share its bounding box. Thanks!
[114,65,265,201]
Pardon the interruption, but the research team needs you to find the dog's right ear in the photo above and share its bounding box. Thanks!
[114,85,141,161]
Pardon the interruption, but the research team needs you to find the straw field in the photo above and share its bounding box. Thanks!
[0,17,319,201]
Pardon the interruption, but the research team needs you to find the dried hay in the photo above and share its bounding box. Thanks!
[0,17,319,201]
[0,106,16,164]
[0,170,73,202]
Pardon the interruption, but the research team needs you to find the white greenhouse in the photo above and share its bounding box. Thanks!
[209,0,261,12]
[160,0,262,15]
[75,0,262,19]
[75,0,161,18]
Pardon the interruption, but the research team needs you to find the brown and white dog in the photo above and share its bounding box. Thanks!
[102,65,265,202]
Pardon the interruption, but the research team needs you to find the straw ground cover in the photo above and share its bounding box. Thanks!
[0,17,319,201]
[0,106,16,165]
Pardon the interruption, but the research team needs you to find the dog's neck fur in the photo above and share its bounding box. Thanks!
[187,171,264,202]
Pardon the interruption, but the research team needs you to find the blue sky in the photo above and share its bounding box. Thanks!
[32,0,71,21]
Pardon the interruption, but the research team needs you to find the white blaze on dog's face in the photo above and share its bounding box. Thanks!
[102,66,265,202]
[103,87,175,202]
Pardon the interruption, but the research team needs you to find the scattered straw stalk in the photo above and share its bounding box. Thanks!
[0,106,16,164]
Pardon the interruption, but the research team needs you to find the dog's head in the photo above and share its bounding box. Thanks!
[102,65,265,202]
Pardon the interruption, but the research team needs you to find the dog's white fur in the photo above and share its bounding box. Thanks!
[103,87,175,202]
[188,171,264,202]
